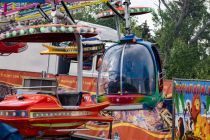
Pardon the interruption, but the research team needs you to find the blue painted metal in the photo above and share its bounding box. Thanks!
[0,123,23,140]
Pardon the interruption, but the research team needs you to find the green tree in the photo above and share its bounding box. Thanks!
[153,0,210,79]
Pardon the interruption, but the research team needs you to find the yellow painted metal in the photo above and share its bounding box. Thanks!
[61,0,109,10]
[40,44,78,55]
[12,3,16,10]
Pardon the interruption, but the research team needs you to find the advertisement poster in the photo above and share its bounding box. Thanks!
[173,79,210,140]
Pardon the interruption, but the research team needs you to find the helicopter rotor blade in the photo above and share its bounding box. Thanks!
[37,4,52,23]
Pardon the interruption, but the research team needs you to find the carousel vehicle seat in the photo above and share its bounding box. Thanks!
[108,80,120,94]
[58,92,83,106]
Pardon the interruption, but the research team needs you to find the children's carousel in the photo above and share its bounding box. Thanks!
[0,0,172,139]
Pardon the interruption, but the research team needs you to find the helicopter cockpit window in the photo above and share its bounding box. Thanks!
[98,44,155,95]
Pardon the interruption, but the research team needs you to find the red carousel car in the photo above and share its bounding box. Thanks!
[0,24,112,137]
[0,78,112,137]
[0,42,27,55]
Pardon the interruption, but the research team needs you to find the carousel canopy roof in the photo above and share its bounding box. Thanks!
[0,24,97,42]
[0,21,118,73]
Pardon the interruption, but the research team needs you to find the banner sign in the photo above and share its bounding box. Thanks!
[0,69,97,93]
[0,69,172,96]
[173,79,210,140]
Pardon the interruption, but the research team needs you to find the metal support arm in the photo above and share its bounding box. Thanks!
[37,4,52,23]
[123,0,131,34]
[61,1,75,24]
[106,2,125,20]
[51,3,83,92]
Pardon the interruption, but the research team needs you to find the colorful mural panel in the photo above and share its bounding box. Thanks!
[173,79,210,140]
[78,108,172,140]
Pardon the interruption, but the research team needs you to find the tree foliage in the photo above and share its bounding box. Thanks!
[153,0,210,79]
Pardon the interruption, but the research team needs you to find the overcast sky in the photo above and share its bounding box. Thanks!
[130,0,159,32]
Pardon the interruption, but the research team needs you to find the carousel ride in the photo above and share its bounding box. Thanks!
[0,0,172,139]
[0,0,116,138]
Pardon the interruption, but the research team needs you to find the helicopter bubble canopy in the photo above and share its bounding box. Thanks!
[98,43,156,96]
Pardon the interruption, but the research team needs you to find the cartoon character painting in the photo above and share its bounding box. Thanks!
[184,101,192,117]
[191,94,210,140]
[176,117,185,140]
[174,80,210,140]
[192,94,201,137]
